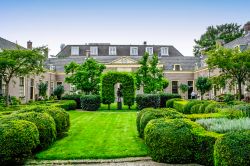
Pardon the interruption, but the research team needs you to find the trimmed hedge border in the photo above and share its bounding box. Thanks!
[136,94,160,110]
[80,95,101,111]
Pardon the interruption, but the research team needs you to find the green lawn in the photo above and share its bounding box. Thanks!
[35,110,148,159]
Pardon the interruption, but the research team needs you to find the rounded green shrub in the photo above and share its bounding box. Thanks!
[80,95,101,111]
[136,94,160,110]
[214,131,250,166]
[144,118,194,163]
[204,103,222,113]
[183,100,203,114]
[166,98,182,108]
[56,100,77,110]
[190,104,202,114]
[62,94,82,109]
[0,120,39,164]
[139,108,184,138]
[136,108,155,135]
[2,112,56,149]
[159,93,181,108]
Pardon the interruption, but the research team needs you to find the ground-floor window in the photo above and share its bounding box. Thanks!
[172,81,178,94]
[50,82,54,94]
[57,82,62,86]
[188,81,194,99]
[19,77,25,97]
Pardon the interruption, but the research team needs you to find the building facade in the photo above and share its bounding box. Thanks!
[1,22,249,103]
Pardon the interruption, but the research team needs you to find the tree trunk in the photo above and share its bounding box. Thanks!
[108,104,110,110]
[5,83,9,106]
[238,81,242,100]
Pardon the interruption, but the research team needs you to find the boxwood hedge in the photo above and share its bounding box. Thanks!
[159,93,181,108]
[80,95,101,111]
[136,94,160,110]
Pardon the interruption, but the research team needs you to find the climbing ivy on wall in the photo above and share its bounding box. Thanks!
[100,71,136,109]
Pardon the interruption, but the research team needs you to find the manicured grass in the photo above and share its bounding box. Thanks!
[35,111,147,159]
[99,103,137,112]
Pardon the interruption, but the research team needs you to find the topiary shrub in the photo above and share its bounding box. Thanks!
[55,100,77,110]
[144,118,194,163]
[204,103,222,113]
[139,108,184,138]
[159,93,181,108]
[173,100,188,113]
[136,108,155,135]
[214,131,250,166]
[62,94,82,109]
[183,100,203,114]
[53,85,65,100]
[198,102,212,113]
[166,98,182,108]
[136,94,160,110]
[2,112,56,149]
[190,104,203,114]
[80,95,101,111]
[0,120,40,164]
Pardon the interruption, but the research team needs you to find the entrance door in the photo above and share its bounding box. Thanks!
[188,81,194,99]
[30,79,34,100]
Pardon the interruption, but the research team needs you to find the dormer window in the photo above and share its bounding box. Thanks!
[130,47,138,56]
[173,64,182,71]
[161,47,169,56]
[49,64,56,71]
[145,47,153,55]
[109,46,116,55]
[90,46,98,55]
[71,46,79,56]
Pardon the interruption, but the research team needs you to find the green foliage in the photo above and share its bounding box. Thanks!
[138,108,184,138]
[190,104,203,114]
[55,100,77,111]
[193,23,244,56]
[101,71,135,108]
[0,120,40,164]
[199,102,211,113]
[195,77,212,99]
[0,49,45,106]
[135,53,168,93]
[2,112,56,149]
[183,100,203,114]
[144,118,194,163]
[38,82,48,98]
[166,98,182,108]
[64,58,106,94]
[136,94,160,110]
[173,100,188,113]
[80,95,101,111]
[62,94,82,109]
[159,93,181,108]
[136,108,155,135]
[186,113,227,121]
[207,47,250,100]
[214,131,250,166]
[179,83,189,93]
[205,103,222,113]
[53,85,65,100]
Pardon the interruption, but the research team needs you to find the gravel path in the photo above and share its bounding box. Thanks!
[25,157,201,166]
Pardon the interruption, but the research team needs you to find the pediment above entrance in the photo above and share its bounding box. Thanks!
[110,56,138,64]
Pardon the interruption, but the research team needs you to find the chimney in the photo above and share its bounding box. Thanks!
[143,41,147,45]
[244,21,250,35]
[27,40,32,49]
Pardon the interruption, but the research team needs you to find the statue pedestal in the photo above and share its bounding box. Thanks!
[117,101,122,110]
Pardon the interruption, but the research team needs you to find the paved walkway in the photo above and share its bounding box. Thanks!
[25,157,201,166]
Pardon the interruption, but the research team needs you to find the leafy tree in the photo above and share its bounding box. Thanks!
[179,83,188,98]
[194,23,244,56]
[53,85,64,100]
[0,48,44,106]
[206,47,250,100]
[38,82,48,98]
[135,53,168,93]
[64,58,106,94]
[195,76,212,100]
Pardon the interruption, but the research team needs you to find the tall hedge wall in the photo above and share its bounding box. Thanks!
[100,71,136,108]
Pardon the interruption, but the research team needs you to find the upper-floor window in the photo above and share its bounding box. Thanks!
[109,46,116,55]
[130,47,138,56]
[71,46,79,56]
[161,47,169,56]
[174,64,182,71]
[90,46,98,55]
[49,64,56,71]
[145,47,153,55]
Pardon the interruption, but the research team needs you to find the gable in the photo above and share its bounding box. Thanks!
[110,56,138,64]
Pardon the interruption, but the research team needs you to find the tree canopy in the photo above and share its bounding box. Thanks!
[195,76,212,100]
[194,23,244,56]
[135,53,168,93]
[64,58,106,94]
[206,47,250,100]
[0,48,45,106]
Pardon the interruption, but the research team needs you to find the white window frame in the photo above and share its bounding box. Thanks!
[90,46,98,55]
[173,64,182,71]
[145,47,153,55]
[109,46,117,55]
[161,47,169,56]
[130,47,138,56]
[71,46,79,56]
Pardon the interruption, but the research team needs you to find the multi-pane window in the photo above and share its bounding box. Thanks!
[145,47,153,55]
[109,46,117,55]
[57,82,62,86]
[172,81,178,94]
[161,47,169,56]
[50,82,54,95]
[71,46,79,56]
[19,77,25,97]
[174,64,181,71]
[130,47,138,56]
[90,46,98,55]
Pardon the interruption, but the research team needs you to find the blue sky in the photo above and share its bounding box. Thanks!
[1,0,249,56]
